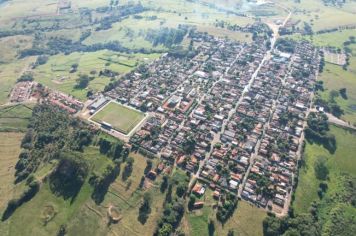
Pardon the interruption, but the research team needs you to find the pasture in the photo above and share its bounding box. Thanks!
[282,0,356,32]
[318,62,356,125]
[185,194,266,236]
[0,57,36,105]
[0,104,34,132]
[102,152,165,236]
[33,50,160,101]
[1,145,113,236]
[92,101,145,135]
[0,132,24,210]
[293,125,356,214]
[286,29,356,49]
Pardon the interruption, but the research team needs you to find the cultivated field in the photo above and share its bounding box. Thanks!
[92,102,145,134]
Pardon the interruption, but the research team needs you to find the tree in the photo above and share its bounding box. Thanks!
[188,195,196,210]
[17,73,34,82]
[176,183,187,198]
[158,223,173,236]
[49,153,89,200]
[139,176,145,189]
[208,218,215,236]
[314,156,329,180]
[227,229,235,236]
[138,192,152,224]
[57,224,67,236]
[99,138,112,154]
[339,88,347,99]
[122,157,134,181]
[160,175,169,193]
[74,74,90,89]
[144,160,152,175]
[329,90,339,102]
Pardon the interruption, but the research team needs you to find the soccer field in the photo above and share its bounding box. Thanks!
[92,102,145,134]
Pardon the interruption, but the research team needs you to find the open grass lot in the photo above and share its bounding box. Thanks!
[0,104,34,132]
[0,35,33,64]
[0,132,24,210]
[92,102,145,134]
[0,57,36,105]
[33,50,160,101]
[101,153,165,236]
[185,187,266,236]
[318,62,356,124]
[0,145,113,236]
[281,0,356,32]
[293,125,356,214]
[286,29,356,49]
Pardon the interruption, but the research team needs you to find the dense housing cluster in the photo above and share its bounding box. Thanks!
[102,29,319,214]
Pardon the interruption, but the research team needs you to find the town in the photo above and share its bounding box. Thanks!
[8,26,319,216]
[83,29,319,215]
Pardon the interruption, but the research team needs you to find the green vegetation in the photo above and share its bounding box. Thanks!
[15,104,93,182]
[2,178,40,221]
[318,63,356,125]
[187,198,266,236]
[92,102,145,134]
[0,104,34,132]
[294,125,356,213]
[305,112,336,153]
[270,125,356,236]
[32,50,159,101]
[0,132,24,210]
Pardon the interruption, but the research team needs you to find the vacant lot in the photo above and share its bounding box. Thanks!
[293,125,356,214]
[186,190,266,236]
[319,63,356,125]
[92,102,145,134]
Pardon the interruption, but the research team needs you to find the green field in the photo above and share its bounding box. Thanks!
[282,0,356,32]
[0,104,34,132]
[318,62,356,125]
[0,57,36,105]
[185,187,266,236]
[293,125,356,214]
[92,102,145,134]
[286,29,356,49]
[0,146,112,236]
[33,51,160,101]
[0,132,24,210]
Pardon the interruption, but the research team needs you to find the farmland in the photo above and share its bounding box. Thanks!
[91,101,145,134]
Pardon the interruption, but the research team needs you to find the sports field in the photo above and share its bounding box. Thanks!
[92,102,145,134]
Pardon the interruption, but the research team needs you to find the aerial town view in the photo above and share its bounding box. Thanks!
[0,0,355,236]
